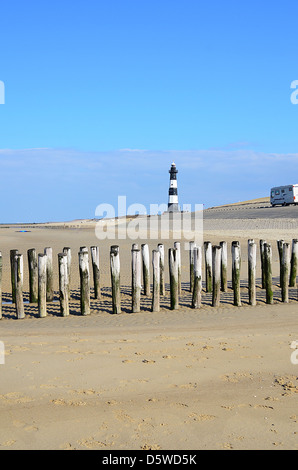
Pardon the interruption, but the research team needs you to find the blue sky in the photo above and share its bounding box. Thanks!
[1,0,298,222]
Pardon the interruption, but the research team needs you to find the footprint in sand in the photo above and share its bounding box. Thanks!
[13,420,38,432]
[274,376,298,394]
[51,398,87,406]
[78,438,114,449]
[0,440,16,447]
[188,413,216,421]
[141,443,161,450]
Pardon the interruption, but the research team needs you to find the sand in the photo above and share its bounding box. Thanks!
[0,201,298,450]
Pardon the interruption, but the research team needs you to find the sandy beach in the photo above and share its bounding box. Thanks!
[0,198,298,450]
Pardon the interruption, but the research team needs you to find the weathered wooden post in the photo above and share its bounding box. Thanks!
[141,244,150,296]
[90,246,101,299]
[204,241,212,293]
[260,240,266,289]
[131,248,142,313]
[79,249,90,316]
[220,241,228,292]
[44,247,53,302]
[169,248,179,310]
[27,248,38,303]
[15,254,24,319]
[277,239,284,263]
[174,241,181,294]
[264,243,273,305]
[192,246,202,309]
[10,249,18,303]
[212,245,222,307]
[232,241,241,306]
[277,239,285,287]
[110,245,121,314]
[38,253,47,318]
[281,242,291,303]
[289,239,298,287]
[189,241,196,292]
[248,240,257,306]
[157,243,165,296]
[58,253,69,316]
[63,247,71,299]
[151,250,160,312]
[0,252,2,319]
[248,239,255,254]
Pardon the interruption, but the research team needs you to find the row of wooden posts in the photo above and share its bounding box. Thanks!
[1,238,298,319]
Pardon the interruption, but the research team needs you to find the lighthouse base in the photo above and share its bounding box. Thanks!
[167,203,180,213]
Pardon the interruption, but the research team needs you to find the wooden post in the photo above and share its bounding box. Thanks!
[44,247,53,302]
[248,240,257,306]
[169,248,179,310]
[151,250,160,312]
[277,239,285,287]
[90,246,101,299]
[204,241,212,293]
[38,253,47,318]
[260,240,266,289]
[131,248,141,313]
[27,248,38,303]
[192,246,202,309]
[157,243,165,296]
[15,254,24,319]
[212,245,222,307]
[58,253,69,316]
[79,250,90,316]
[220,241,228,292]
[264,243,273,305]
[232,241,241,306]
[289,239,298,287]
[110,245,121,314]
[189,241,196,292]
[141,244,150,296]
[281,242,290,303]
[277,239,285,263]
[174,241,181,294]
[0,252,2,319]
[63,247,71,299]
[10,249,18,303]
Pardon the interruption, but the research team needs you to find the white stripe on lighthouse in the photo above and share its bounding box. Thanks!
[169,195,178,204]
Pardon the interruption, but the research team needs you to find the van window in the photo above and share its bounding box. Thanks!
[282,189,285,193]
[275,190,280,195]
[271,191,275,198]
[289,187,293,191]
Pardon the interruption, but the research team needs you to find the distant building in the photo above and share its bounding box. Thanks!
[168,162,180,212]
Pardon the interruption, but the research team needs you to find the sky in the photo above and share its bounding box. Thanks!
[1,0,298,222]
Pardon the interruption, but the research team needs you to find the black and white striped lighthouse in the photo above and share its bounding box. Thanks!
[168,162,180,212]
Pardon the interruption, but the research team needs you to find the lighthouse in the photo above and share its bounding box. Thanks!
[168,162,180,212]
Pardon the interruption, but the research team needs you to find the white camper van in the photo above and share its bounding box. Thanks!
[270,185,298,206]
